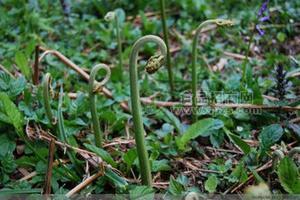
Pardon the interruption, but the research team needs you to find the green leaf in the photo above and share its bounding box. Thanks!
[259,124,283,150]
[176,118,224,150]
[129,185,154,200]
[0,188,41,195]
[15,51,31,79]
[0,92,24,134]
[223,128,250,154]
[123,148,137,170]
[229,163,248,183]
[0,135,16,157]
[277,32,286,42]
[152,159,171,172]
[168,177,185,195]
[204,175,218,193]
[84,143,117,168]
[105,168,128,190]
[160,107,183,134]
[277,157,300,194]
[0,72,26,99]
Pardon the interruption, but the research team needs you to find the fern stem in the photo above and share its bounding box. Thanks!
[43,73,54,124]
[129,35,167,186]
[115,16,123,78]
[191,19,233,121]
[89,64,111,148]
[159,0,174,97]
[105,10,123,80]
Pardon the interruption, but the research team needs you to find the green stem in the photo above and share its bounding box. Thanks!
[242,28,255,82]
[191,19,233,122]
[159,0,174,98]
[115,16,123,79]
[43,73,54,125]
[129,35,167,186]
[89,64,111,148]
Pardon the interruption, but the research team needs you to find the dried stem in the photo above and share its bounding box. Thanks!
[65,171,103,198]
[33,45,40,85]
[43,138,55,195]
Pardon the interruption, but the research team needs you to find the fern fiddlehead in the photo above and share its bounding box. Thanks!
[191,19,233,121]
[129,35,167,186]
[89,64,111,148]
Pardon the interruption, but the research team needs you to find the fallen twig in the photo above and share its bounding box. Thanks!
[65,171,104,198]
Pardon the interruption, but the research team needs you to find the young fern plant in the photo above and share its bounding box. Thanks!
[159,0,174,97]
[129,35,167,186]
[42,73,81,173]
[105,10,123,80]
[191,19,234,121]
[43,73,55,125]
[89,64,111,148]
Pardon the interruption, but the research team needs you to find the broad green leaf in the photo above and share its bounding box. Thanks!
[15,51,31,79]
[123,148,137,170]
[84,143,117,168]
[0,135,16,157]
[0,72,26,99]
[129,185,154,200]
[168,177,184,195]
[259,124,283,150]
[223,128,250,154]
[0,92,24,134]
[204,175,218,193]
[151,159,171,172]
[176,118,224,150]
[160,107,183,134]
[277,157,300,194]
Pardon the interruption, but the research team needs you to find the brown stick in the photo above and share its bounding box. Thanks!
[65,171,103,198]
[223,51,248,60]
[43,139,56,195]
[33,45,40,85]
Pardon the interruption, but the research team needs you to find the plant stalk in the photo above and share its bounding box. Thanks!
[43,73,54,124]
[159,0,174,98]
[115,16,123,80]
[129,35,167,186]
[89,64,111,148]
[191,19,233,121]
